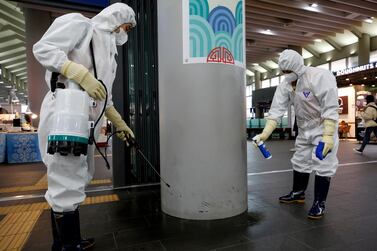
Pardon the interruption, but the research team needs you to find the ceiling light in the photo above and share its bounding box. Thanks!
[362,84,365,86]
[309,3,318,8]
[314,39,322,42]
[375,76,377,79]
[350,84,353,86]
[346,78,350,81]
[261,29,274,35]
[364,17,374,24]
[252,63,258,66]
[364,77,367,80]
[5,85,12,88]
[350,50,356,55]
[372,85,376,87]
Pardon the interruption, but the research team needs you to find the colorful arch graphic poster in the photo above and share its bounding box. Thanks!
[183,0,245,67]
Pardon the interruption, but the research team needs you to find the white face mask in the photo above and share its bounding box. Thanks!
[114,28,128,46]
[284,72,298,83]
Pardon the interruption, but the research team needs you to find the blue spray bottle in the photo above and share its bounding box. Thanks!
[255,140,272,159]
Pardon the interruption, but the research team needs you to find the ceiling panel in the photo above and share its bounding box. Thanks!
[246,0,377,67]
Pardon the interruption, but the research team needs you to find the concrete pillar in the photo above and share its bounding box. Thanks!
[254,71,261,90]
[158,0,247,220]
[358,33,370,65]
[24,8,51,126]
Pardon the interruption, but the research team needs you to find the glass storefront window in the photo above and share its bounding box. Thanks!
[270,77,279,87]
[261,79,270,89]
[370,50,377,63]
[331,58,346,72]
[316,63,330,70]
[348,56,358,67]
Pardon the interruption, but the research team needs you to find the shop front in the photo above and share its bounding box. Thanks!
[335,63,377,142]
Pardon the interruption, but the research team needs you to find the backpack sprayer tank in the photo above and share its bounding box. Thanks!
[47,79,95,156]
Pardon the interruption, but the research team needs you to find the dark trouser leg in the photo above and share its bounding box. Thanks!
[52,209,82,251]
[359,127,373,151]
[51,210,62,251]
[279,170,310,203]
[308,175,331,219]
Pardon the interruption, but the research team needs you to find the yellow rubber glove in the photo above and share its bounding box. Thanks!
[61,60,106,101]
[322,119,336,157]
[252,119,278,145]
[105,106,135,146]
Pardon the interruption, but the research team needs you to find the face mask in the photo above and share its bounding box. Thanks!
[284,72,298,83]
[114,28,128,46]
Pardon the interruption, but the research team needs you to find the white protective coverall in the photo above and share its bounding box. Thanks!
[33,3,136,212]
[268,50,339,177]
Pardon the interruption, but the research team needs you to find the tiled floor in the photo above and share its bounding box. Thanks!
[2,140,377,250]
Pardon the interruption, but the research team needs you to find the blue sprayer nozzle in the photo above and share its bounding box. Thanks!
[255,141,272,159]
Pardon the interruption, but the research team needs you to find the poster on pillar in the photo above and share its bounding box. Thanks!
[182,0,245,68]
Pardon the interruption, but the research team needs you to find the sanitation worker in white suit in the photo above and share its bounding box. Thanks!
[253,49,339,220]
[33,3,136,250]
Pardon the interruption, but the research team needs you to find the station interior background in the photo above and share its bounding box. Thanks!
[0,0,377,250]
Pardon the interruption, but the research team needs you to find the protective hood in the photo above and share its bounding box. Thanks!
[91,3,136,32]
[278,49,307,78]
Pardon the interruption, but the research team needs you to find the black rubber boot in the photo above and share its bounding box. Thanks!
[52,209,95,251]
[279,170,310,204]
[308,175,331,220]
[51,210,62,251]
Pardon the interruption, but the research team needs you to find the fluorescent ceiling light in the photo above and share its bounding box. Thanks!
[5,85,12,88]
[364,17,374,24]
[260,29,274,35]
[245,69,254,76]
[314,39,322,42]
[309,3,318,8]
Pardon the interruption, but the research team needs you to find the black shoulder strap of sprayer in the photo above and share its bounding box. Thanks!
[50,40,98,92]
[50,72,65,92]
[89,40,98,79]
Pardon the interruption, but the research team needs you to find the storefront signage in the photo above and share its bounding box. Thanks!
[336,62,377,77]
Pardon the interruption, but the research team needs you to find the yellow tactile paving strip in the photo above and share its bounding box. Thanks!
[0,174,112,194]
[0,194,119,251]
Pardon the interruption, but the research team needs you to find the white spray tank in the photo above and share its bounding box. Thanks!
[47,79,95,156]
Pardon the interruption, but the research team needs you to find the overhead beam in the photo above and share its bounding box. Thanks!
[246,13,343,33]
[0,0,25,20]
[246,7,352,30]
[248,23,325,38]
[350,27,362,39]
[4,61,26,70]
[330,0,377,11]
[0,42,24,53]
[324,38,342,51]
[303,47,320,58]
[247,32,314,45]
[0,49,26,62]
[246,2,360,26]
[0,9,25,29]
[298,0,377,18]
[246,18,336,37]
[0,24,25,37]
[0,54,26,64]
[0,34,19,44]
[9,67,27,74]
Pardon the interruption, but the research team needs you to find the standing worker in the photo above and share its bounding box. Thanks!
[33,3,136,250]
[354,95,377,154]
[253,49,339,220]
